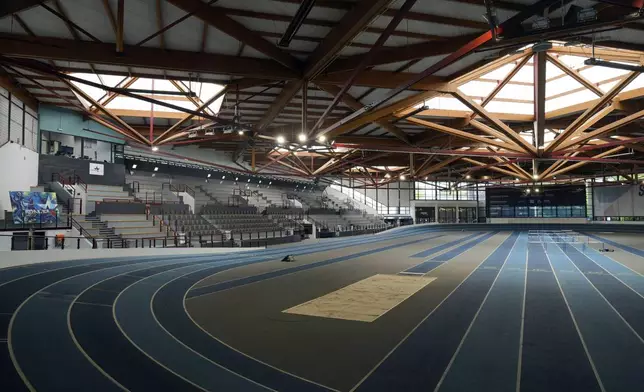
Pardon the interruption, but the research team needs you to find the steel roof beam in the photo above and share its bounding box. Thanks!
[166,0,301,71]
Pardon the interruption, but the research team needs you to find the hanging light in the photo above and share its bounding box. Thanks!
[276,135,286,144]
[317,135,327,143]
[298,133,307,142]
[152,146,159,152]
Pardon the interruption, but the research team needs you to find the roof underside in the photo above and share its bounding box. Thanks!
[1,0,644,184]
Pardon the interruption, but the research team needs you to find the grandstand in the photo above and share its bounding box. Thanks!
[2,1,644,391]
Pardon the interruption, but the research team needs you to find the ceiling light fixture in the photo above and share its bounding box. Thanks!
[585,58,644,73]
[317,135,327,143]
[152,146,159,152]
[298,133,307,142]
[131,164,137,169]
[276,135,286,144]
[154,167,159,172]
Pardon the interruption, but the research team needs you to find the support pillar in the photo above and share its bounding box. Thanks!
[533,51,546,178]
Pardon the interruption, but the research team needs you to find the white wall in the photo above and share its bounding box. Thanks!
[0,142,39,212]
[178,191,195,213]
[0,245,256,269]
[326,186,378,216]
[593,184,644,217]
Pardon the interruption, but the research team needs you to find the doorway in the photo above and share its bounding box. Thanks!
[438,207,456,223]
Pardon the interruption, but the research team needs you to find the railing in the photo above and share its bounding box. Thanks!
[592,216,644,222]
[1,210,71,231]
[315,224,390,238]
[2,233,188,250]
[131,181,140,193]
[51,172,87,192]
[70,216,95,243]
[169,183,195,198]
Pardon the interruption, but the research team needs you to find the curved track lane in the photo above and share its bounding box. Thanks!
[0,226,437,391]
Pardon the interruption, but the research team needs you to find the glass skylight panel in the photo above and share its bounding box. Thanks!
[557,55,586,70]
[546,89,598,112]
[495,83,533,100]
[457,81,497,97]
[481,63,515,80]
[424,96,471,111]
[485,101,533,115]
[621,74,644,93]
[599,80,619,93]
[509,66,534,84]
[70,73,105,103]
[545,61,564,79]
[580,66,629,83]
[546,75,583,97]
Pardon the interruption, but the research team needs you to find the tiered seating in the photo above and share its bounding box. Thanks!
[163,211,220,238]
[309,213,351,230]
[86,184,133,203]
[199,180,239,204]
[342,210,382,227]
[257,187,287,207]
[201,205,290,237]
[267,207,304,229]
[100,214,162,238]
[126,174,180,203]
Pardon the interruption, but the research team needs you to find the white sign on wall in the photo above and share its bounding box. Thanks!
[594,184,644,216]
[89,162,104,176]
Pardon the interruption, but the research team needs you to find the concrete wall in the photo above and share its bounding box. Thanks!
[0,142,39,213]
[0,246,258,270]
[39,155,126,186]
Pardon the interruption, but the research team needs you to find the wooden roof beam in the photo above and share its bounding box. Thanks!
[256,0,391,130]
[546,71,639,153]
[0,33,297,80]
[452,90,537,155]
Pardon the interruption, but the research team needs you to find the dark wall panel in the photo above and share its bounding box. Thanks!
[39,155,125,186]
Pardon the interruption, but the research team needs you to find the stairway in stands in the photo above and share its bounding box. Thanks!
[84,216,125,248]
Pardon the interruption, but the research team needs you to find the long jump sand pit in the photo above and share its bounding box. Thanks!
[283,273,436,322]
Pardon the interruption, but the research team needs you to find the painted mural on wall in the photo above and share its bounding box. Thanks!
[9,192,59,224]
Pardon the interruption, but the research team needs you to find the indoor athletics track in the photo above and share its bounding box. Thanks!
[1,226,644,392]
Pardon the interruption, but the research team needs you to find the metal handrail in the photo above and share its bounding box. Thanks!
[70,216,94,241]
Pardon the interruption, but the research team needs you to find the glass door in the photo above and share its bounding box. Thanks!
[458,207,477,223]
[438,207,456,223]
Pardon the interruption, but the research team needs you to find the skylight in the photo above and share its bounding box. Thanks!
[70,73,226,118]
